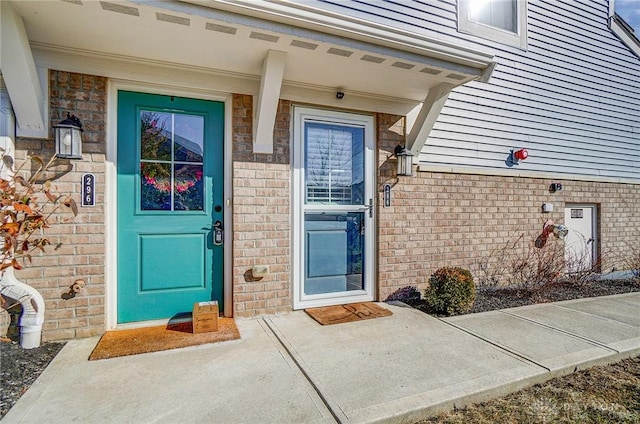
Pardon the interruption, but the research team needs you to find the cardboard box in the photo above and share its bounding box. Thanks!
[193,301,219,333]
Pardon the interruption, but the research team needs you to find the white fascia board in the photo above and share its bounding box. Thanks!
[253,50,287,154]
[179,0,495,73]
[0,1,47,138]
[406,83,454,156]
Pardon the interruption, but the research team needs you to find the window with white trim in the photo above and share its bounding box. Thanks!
[458,0,528,49]
[609,0,640,58]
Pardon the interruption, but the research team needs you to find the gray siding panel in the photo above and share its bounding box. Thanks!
[304,0,640,181]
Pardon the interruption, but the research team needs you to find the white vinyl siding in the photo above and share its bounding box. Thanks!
[426,0,640,181]
[294,0,640,182]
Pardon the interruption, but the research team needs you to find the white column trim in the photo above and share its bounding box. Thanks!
[253,50,287,154]
[0,2,47,138]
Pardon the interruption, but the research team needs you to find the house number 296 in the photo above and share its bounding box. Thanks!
[82,173,95,207]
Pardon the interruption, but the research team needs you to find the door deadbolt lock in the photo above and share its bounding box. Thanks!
[213,220,223,246]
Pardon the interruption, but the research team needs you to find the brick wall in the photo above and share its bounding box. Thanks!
[0,71,107,341]
[232,94,292,317]
[377,114,640,300]
[3,87,636,336]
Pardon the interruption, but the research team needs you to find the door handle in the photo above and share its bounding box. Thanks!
[213,220,223,246]
[365,198,374,218]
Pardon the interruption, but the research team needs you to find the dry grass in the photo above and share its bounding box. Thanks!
[418,356,640,423]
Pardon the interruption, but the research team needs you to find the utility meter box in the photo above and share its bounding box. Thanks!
[193,301,219,333]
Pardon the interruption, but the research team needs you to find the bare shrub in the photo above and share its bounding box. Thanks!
[563,247,602,288]
[506,234,566,293]
[621,232,640,281]
[473,232,566,295]
[472,241,511,293]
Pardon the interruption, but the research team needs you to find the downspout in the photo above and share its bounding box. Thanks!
[0,74,45,349]
[0,267,45,349]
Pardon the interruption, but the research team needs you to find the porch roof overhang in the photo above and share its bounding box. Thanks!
[5,0,495,152]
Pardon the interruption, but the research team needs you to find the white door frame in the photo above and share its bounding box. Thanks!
[292,106,376,310]
[564,204,598,272]
[106,80,233,329]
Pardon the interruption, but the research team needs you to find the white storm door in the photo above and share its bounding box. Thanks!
[564,205,597,273]
[293,107,375,310]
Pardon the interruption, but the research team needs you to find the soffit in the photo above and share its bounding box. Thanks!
[10,0,494,102]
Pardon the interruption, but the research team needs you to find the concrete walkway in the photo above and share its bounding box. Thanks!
[4,293,639,424]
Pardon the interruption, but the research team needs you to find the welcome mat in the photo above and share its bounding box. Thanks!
[305,302,393,325]
[89,318,240,360]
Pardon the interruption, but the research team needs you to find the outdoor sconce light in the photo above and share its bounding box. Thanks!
[549,182,563,193]
[54,113,83,159]
[394,144,414,177]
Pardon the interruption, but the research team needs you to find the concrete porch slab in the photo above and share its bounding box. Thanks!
[3,294,638,424]
[2,319,334,424]
[265,304,546,424]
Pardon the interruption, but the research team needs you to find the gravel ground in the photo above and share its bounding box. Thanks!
[0,340,65,419]
[0,278,638,420]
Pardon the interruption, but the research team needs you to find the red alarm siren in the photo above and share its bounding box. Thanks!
[514,149,528,161]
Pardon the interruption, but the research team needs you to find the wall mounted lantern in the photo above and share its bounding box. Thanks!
[549,182,563,193]
[394,144,414,177]
[54,113,83,159]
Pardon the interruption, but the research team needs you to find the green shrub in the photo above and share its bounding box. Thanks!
[424,267,476,316]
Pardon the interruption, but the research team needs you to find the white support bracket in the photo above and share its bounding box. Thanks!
[253,50,287,154]
[406,83,454,156]
[0,1,47,138]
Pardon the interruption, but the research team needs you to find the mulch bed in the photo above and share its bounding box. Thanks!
[405,278,640,316]
[0,340,65,418]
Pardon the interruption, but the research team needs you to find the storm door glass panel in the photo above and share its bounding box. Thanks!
[305,123,364,205]
[140,111,204,211]
[304,212,364,295]
[303,121,366,297]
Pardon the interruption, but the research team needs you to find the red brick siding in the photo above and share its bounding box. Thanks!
[377,113,640,300]
[1,71,107,341]
[232,94,292,317]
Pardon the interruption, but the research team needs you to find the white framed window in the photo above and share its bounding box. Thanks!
[609,0,640,58]
[458,0,528,49]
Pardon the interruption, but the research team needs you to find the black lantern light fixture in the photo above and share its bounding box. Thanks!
[54,113,83,159]
[394,144,414,177]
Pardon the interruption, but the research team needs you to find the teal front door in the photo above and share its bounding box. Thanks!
[117,91,224,323]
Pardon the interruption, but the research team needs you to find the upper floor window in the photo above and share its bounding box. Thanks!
[458,0,528,49]
[609,0,640,57]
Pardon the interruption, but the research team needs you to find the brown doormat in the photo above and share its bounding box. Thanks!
[305,302,392,325]
[89,318,240,360]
